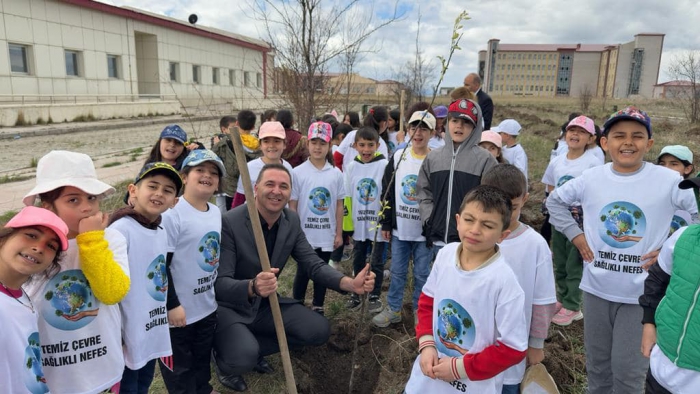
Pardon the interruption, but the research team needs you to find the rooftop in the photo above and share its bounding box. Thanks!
[496,43,613,52]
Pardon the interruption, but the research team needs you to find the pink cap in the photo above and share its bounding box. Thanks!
[566,116,596,135]
[480,130,503,147]
[308,121,332,143]
[258,121,286,140]
[5,206,69,251]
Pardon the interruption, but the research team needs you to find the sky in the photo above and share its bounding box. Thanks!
[97,0,700,89]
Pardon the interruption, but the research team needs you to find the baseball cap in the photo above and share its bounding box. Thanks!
[447,99,478,126]
[308,121,332,143]
[160,125,188,144]
[603,106,652,137]
[123,162,184,204]
[658,145,693,163]
[433,105,448,119]
[566,116,596,135]
[408,111,436,130]
[480,130,502,147]
[497,119,522,136]
[23,151,116,206]
[258,121,286,140]
[6,206,69,251]
[182,149,226,177]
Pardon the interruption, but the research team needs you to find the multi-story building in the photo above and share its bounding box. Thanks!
[478,34,664,99]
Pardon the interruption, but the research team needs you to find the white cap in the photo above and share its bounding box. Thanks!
[497,119,522,136]
[408,111,436,130]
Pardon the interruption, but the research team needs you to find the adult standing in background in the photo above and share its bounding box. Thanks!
[464,73,493,130]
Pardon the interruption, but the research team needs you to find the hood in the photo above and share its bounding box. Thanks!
[444,98,484,153]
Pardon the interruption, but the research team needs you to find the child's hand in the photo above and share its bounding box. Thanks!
[381,230,391,241]
[641,323,657,358]
[641,249,660,270]
[78,211,108,234]
[572,234,594,262]
[334,233,343,249]
[433,356,457,382]
[169,306,186,328]
[419,347,439,379]
[526,347,544,366]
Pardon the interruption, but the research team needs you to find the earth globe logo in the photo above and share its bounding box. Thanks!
[24,332,48,394]
[556,175,574,187]
[308,187,331,215]
[400,174,419,205]
[146,255,168,301]
[41,269,97,331]
[356,178,377,206]
[598,201,646,248]
[669,214,689,237]
[435,299,476,357]
[197,231,220,272]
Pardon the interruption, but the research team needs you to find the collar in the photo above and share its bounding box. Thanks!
[455,244,501,271]
[258,212,282,230]
[108,206,162,229]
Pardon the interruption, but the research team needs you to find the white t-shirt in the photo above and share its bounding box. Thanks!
[162,198,221,325]
[499,224,557,385]
[236,158,294,194]
[24,229,129,394]
[542,151,603,196]
[336,130,389,171]
[109,217,172,370]
[0,290,49,394]
[405,243,527,393]
[588,146,605,162]
[388,131,399,155]
[549,139,568,161]
[502,144,528,182]
[345,158,389,243]
[553,163,698,303]
[428,136,446,150]
[391,148,426,242]
[291,160,346,251]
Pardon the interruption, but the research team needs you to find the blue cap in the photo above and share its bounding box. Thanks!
[182,149,226,177]
[603,106,652,137]
[160,125,188,144]
[433,105,448,118]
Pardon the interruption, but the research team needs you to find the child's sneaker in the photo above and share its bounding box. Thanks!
[554,301,563,314]
[372,307,402,328]
[342,245,354,261]
[346,294,361,310]
[368,295,383,313]
[311,306,324,315]
[552,308,583,326]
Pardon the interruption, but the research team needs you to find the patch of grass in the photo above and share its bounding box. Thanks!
[36,117,46,125]
[15,111,28,126]
[29,157,38,168]
[0,209,19,226]
[0,174,33,184]
[102,161,122,168]
[72,113,97,122]
[47,116,53,124]
[100,179,130,213]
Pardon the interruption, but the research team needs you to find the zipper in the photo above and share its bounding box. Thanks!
[444,143,461,243]
[674,283,700,363]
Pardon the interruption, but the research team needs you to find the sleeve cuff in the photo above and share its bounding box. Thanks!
[528,337,545,349]
[562,225,584,242]
[454,357,468,380]
[642,307,656,325]
[418,335,435,353]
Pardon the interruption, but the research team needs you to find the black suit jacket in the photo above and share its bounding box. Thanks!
[477,89,494,130]
[215,205,345,326]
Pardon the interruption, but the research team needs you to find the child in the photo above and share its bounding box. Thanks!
[639,176,700,393]
[332,123,352,155]
[160,149,225,394]
[0,206,68,394]
[405,185,527,393]
[657,145,696,237]
[108,162,183,394]
[498,119,528,182]
[212,111,261,212]
[417,98,497,253]
[344,127,388,312]
[372,111,435,328]
[546,106,698,394]
[542,115,603,326]
[23,150,131,394]
[343,111,361,128]
[430,105,447,149]
[387,109,401,154]
[145,125,193,170]
[232,121,293,208]
[479,130,507,163]
[276,109,309,168]
[290,122,345,314]
[334,106,390,171]
[481,164,557,392]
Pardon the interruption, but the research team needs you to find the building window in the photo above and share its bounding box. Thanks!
[256,73,262,88]
[213,67,219,85]
[193,65,201,84]
[9,43,31,74]
[65,50,82,77]
[244,71,252,87]
[169,62,179,82]
[229,69,236,86]
[107,55,120,79]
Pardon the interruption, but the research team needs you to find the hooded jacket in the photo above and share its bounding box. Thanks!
[416,99,498,245]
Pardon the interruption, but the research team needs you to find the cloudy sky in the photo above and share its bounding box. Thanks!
[97,0,699,89]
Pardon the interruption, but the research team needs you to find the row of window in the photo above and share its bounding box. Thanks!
[494,74,556,82]
[496,52,557,61]
[497,63,556,71]
[494,84,555,93]
[168,62,261,88]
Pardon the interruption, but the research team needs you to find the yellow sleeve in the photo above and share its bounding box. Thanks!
[77,230,130,305]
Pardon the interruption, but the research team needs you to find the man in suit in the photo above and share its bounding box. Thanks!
[464,73,494,130]
[213,163,375,392]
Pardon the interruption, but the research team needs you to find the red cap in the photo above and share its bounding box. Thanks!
[448,99,478,126]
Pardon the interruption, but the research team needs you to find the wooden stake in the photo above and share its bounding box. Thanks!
[399,90,405,134]
[228,127,298,394]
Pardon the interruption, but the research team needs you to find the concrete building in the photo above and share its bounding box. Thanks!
[653,80,699,99]
[478,34,664,99]
[0,0,272,126]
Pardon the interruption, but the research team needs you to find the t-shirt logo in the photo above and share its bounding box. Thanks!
[556,175,574,187]
[669,214,689,237]
[400,174,419,205]
[308,187,331,215]
[24,332,48,393]
[146,255,168,301]
[41,270,99,331]
[598,201,646,249]
[356,178,378,206]
[197,232,220,272]
[435,299,476,358]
